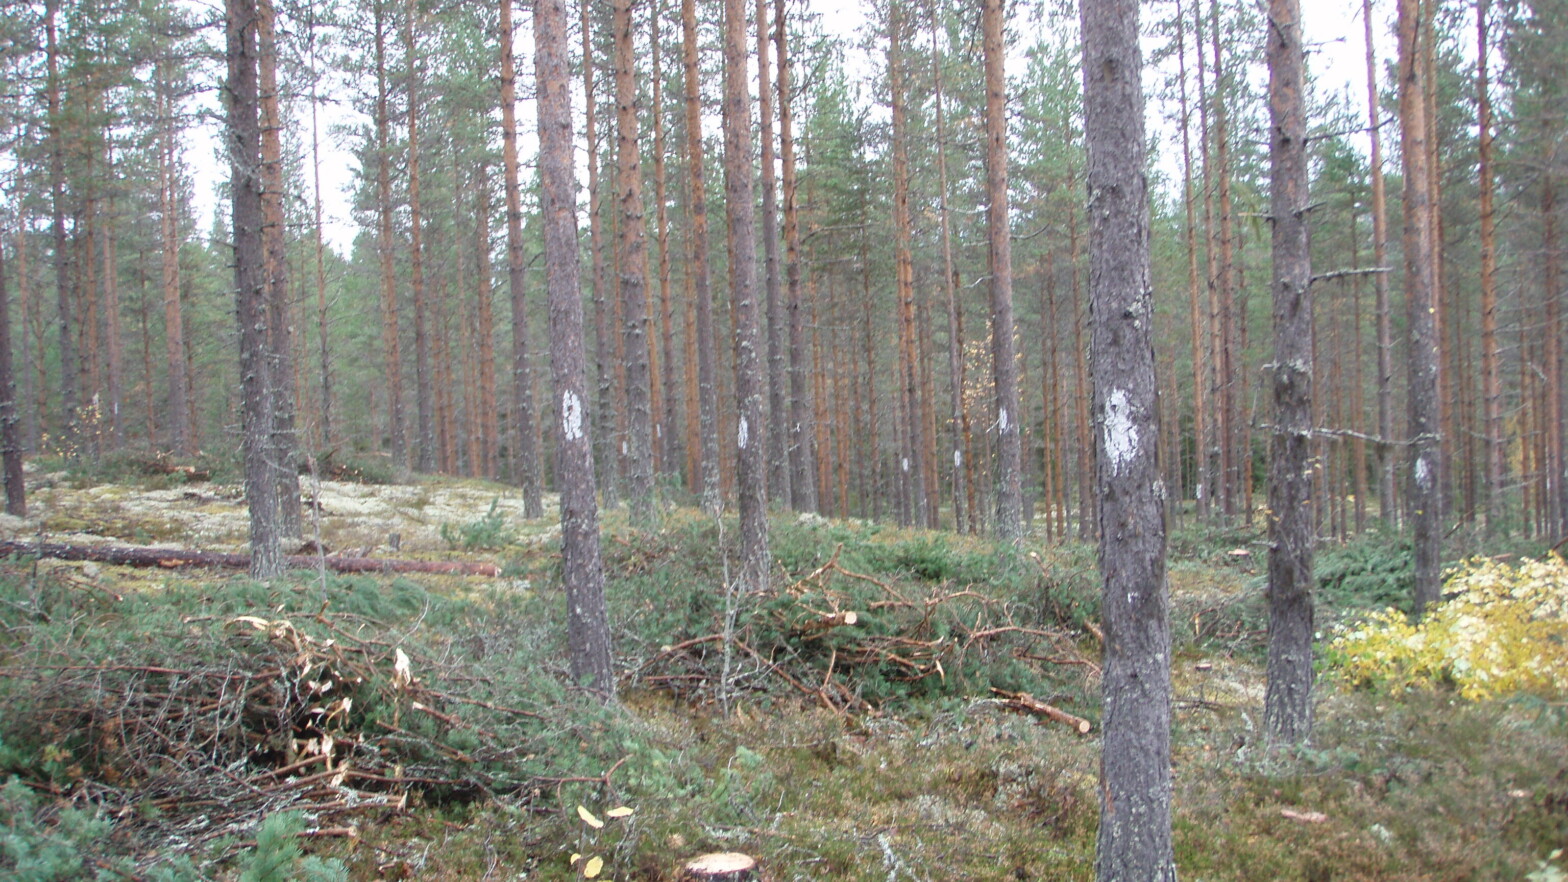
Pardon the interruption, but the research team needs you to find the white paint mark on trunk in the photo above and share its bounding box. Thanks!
[953,449,963,468]
[562,390,584,442]
[738,415,749,449]
[999,407,1010,432]
[901,457,910,473]
[1103,388,1139,476]
[1415,455,1431,489]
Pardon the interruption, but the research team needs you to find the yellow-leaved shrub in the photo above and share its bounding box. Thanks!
[1328,555,1568,700]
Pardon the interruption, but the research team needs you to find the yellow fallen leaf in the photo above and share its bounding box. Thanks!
[606,806,634,819]
[569,853,581,866]
[576,805,603,829]
[583,856,604,878]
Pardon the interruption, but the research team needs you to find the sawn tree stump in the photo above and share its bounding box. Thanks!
[677,852,759,881]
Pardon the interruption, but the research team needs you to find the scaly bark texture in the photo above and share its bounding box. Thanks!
[1476,0,1503,533]
[1264,0,1315,746]
[406,0,435,473]
[45,0,78,448]
[613,0,655,522]
[309,47,334,449]
[682,0,721,515]
[931,15,970,534]
[1397,0,1443,613]
[776,0,816,513]
[1364,0,1395,525]
[535,0,614,698]
[499,0,542,515]
[582,0,618,507]
[0,238,25,516]
[722,0,770,592]
[157,59,193,457]
[1176,0,1208,520]
[652,5,684,485]
[757,0,789,508]
[259,0,300,536]
[373,0,406,467]
[888,0,928,528]
[982,0,1023,541]
[1079,0,1175,874]
[228,0,283,579]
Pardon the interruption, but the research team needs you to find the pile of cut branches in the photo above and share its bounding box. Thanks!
[0,566,578,869]
[633,544,1100,717]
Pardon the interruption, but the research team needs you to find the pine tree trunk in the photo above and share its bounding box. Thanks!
[1397,0,1442,613]
[1473,0,1499,533]
[260,0,301,535]
[1209,0,1239,520]
[0,237,25,516]
[406,0,435,474]
[982,0,1023,541]
[46,0,78,449]
[101,147,124,451]
[888,0,929,529]
[1070,194,1092,540]
[1176,0,1209,518]
[931,16,969,534]
[1545,167,1565,536]
[754,0,789,508]
[1080,0,1175,874]
[651,4,683,486]
[582,0,619,508]
[309,46,334,449]
[374,0,406,468]
[499,0,542,512]
[228,0,282,579]
[536,0,614,699]
[1264,0,1315,745]
[613,0,655,521]
[158,62,192,457]
[682,0,721,515]
[775,0,816,514]
[1364,0,1396,526]
[722,0,769,591]
[474,162,500,480]
[15,227,39,452]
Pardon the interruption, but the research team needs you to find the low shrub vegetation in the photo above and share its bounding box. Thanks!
[1,476,1564,879]
[1329,554,1568,700]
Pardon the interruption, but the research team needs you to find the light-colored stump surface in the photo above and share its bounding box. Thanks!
[677,852,759,881]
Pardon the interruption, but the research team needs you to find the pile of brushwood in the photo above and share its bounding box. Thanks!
[0,562,609,875]
[629,539,1103,715]
[0,514,1113,876]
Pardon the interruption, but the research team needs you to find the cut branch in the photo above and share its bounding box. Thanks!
[989,688,1092,734]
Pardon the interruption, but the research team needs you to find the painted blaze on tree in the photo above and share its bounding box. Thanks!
[1079,0,1176,875]
[535,0,613,697]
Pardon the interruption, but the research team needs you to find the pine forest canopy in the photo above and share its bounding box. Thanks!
[0,0,1564,549]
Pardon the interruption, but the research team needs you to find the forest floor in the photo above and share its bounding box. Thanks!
[0,453,1564,881]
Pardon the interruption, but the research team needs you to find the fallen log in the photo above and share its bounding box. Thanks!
[990,687,1093,734]
[0,539,501,577]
